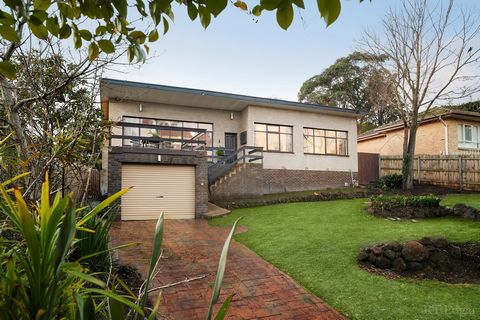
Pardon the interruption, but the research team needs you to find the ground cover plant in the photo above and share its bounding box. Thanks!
[210,198,480,320]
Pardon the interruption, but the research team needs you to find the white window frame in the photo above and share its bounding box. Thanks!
[458,124,479,149]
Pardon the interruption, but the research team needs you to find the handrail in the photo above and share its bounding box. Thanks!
[207,146,263,185]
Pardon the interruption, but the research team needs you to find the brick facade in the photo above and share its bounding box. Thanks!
[108,147,208,219]
[210,163,357,200]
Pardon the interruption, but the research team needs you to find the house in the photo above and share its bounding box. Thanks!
[358,108,480,156]
[100,78,361,220]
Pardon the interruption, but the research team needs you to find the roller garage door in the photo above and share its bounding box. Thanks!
[121,164,195,220]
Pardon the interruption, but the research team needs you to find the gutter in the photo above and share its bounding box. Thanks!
[438,116,449,155]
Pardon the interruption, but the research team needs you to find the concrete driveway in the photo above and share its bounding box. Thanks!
[110,220,345,320]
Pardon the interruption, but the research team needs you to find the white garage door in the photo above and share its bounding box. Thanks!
[121,164,195,220]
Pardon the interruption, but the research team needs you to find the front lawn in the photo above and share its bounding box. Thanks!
[210,198,480,320]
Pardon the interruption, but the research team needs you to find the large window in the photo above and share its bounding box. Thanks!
[254,123,293,152]
[303,128,348,156]
[122,116,213,150]
[458,124,479,149]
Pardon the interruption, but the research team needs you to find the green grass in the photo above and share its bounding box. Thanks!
[210,198,480,320]
[442,194,480,209]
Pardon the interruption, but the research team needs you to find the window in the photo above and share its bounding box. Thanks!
[303,128,348,156]
[458,124,479,149]
[122,116,213,150]
[254,123,293,152]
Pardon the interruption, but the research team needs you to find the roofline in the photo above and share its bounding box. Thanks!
[358,110,480,141]
[100,78,364,117]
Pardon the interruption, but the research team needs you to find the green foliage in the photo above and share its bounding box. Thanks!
[370,195,441,211]
[448,100,480,113]
[376,173,403,191]
[0,173,240,319]
[0,174,132,320]
[298,51,400,127]
[0,0,363,78]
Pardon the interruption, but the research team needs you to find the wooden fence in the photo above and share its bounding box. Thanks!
[380,155,480,191]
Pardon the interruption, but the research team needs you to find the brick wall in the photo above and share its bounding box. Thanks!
[108,147,208,219]
[210,164,357,200]
[263,169,356,194]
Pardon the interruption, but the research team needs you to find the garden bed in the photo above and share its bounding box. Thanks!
[358,237,480,284]
[368,194,480,220]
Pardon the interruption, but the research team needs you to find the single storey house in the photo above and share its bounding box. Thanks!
[101,78,361,220]
[358,108,480,156]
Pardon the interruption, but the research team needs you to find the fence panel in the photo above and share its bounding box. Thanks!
[358,152,380,185]
[380,154,480,191]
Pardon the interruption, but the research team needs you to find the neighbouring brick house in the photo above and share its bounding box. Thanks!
[101,78,361,220]
[358,108,480,156]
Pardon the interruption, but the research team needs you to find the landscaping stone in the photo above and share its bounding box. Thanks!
[407,262,424,271]
[392,257,407,271]
[402,241,429,262]
[384,249,396,260]
[358,238,480,283]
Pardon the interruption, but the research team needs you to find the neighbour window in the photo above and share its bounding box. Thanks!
[254,123,293,152]
[458,124,479,149]
[303,128,348,156]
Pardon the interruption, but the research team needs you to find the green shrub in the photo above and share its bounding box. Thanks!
[376,174,403,190]
[371,194,441,211]
[0,173,238,320]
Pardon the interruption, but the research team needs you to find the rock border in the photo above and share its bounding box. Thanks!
[358,237,480,283]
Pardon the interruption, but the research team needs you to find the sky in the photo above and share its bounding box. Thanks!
[105,0,478,102]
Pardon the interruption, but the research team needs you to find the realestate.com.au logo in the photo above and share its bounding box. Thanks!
[425,305,475,316]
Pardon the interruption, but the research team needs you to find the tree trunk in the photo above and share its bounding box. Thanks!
[402,124,418,190]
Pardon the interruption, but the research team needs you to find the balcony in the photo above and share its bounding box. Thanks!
[110,121,208,152]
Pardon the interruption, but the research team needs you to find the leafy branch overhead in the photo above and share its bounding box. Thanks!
[0,0,347,79]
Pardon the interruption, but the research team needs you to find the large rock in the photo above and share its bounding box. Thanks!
[384,249,396,260]
[392,257,407,271]
[402,241,429,262]
[375,256,391,269]
[432,237,448,248]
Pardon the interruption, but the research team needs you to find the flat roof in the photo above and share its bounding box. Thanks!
[101,78,363,118]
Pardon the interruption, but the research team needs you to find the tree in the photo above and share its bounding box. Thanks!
[0,0,349,196]
[298,51,400,131]
[362,0,480,190]
[448,100,480,113]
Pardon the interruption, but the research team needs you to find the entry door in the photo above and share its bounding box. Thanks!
[121,164,195,220]
[224,133,237,163]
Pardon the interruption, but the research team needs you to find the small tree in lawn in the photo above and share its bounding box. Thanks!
[362,0,480,190]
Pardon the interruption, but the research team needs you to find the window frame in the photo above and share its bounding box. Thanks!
[458,124,479,150]
[122,115,214,150]
[254,122,293,153]
[303,127,349,156]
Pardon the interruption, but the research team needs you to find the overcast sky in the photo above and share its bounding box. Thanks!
[105,0,479,102]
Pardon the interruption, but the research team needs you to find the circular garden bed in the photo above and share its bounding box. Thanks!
[358,237,480,283]
[368,194,480,220]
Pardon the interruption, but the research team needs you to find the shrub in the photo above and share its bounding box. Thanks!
[371,194,441,211]
[376,174,403,190]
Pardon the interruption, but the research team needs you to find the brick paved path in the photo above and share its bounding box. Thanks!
[110,220,346,320]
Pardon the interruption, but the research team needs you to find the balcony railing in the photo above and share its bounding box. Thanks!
[110,121,208,151]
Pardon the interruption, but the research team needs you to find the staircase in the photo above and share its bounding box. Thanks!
[208,146,263,186]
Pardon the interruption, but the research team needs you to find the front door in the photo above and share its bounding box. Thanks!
[224,133,237,163]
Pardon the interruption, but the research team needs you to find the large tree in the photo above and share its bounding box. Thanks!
[298,52,400,131]
[362,0,480,190]
[0,0,350,196]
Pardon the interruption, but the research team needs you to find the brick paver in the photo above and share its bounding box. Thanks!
[110,220,346,320]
